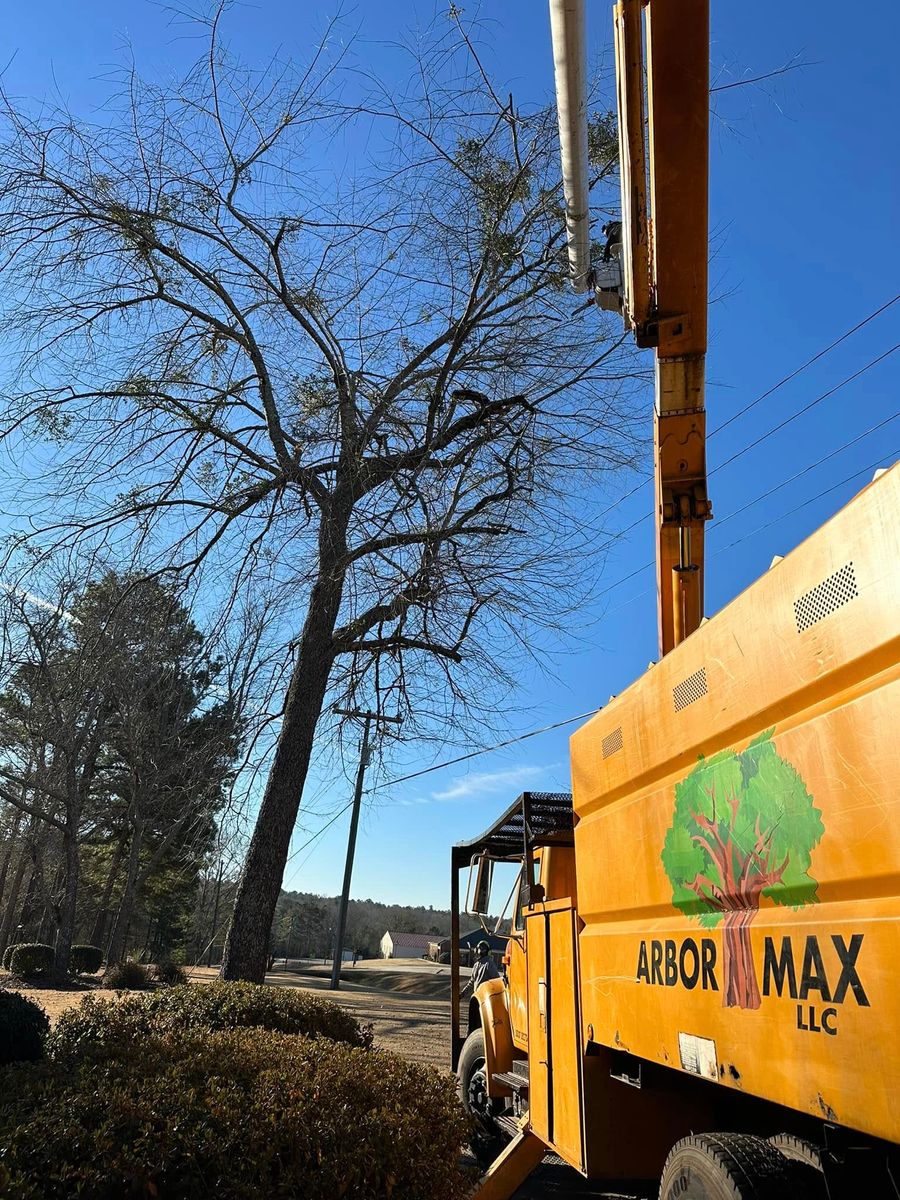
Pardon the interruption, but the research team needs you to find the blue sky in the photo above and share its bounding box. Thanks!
[4,1,898,909]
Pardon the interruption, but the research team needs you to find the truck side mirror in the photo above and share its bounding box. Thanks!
[465,855,493,916]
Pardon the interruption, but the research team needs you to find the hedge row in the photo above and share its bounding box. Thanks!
[4,944,53,978]
[70,945,103,975]
[49,981,373,1064]
[0,1029,471,1199]
[2,944,103,976]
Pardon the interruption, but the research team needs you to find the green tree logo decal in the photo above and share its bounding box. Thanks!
[661,729,824,1009]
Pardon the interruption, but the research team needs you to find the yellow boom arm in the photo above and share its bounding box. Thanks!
[553,0,711,658]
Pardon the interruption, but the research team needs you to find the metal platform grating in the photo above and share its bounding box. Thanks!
[452,791,574,861]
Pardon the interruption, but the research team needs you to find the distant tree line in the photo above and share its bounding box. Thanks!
[191,882,454,965]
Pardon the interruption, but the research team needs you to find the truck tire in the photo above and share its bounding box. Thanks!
[456,1028,506,1166]
[658,1133,804,1200]
[767,1135,822,1172]
[766,1137,827,1199]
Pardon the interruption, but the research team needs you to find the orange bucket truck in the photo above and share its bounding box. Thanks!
[449,2,900,1197]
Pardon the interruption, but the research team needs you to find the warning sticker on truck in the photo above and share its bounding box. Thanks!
[678,1032,718,1080]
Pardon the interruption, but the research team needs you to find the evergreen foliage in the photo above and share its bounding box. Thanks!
[7,944,54,980]
[1,1030,471,1199]
[0,990,49,1064]
[69,945,103,975]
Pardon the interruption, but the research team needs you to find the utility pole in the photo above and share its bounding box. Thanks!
[330,708,401,990]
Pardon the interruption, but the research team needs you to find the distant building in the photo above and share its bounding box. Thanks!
[380,931,433,959]
[330,949,355,963]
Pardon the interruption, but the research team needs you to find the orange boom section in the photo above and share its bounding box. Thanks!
[571,462,900,1144]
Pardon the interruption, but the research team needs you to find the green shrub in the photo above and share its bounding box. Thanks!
[8,944,54,979]
[152,959,188,987]
[50,981,372,1065]
[0,1029,472,1199]
[1,945,13,970]
[48,994,154,1064]
[0,991,49,1064]
[69,945,103,975]
[102,959,150,990]
[141,981,374,1047]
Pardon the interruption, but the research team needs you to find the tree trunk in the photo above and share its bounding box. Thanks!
[0,843,31,954]
[106,818,144,965]
[721,907,761,1009]
[16,865,38,940]
[53,817,80,978]
[221,510,350,982]
[89,837,126,948]
[0,810,24,914]
[206,863,224,967]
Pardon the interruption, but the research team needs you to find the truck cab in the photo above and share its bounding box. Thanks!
[450,791,577,1160]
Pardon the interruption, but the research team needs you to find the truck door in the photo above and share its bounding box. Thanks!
[525,899,584,1169]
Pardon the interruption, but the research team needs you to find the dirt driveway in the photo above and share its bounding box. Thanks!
[254,961,453,1069]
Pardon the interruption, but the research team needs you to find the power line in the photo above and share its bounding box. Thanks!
[368,707,602,795]
[280,708,602,862]
[710,293,899,439]
[587,295,900,526]
[584,338,899,564]
[591,346,900,598]
[284,799,355,868]
[712,411,899,532]
[712,343,899,476]
[605,451,898,619]
[712,451,898,558]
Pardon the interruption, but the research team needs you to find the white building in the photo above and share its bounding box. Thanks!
[380,930,433,959]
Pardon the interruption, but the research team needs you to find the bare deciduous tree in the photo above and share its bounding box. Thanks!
[0,9,643,979]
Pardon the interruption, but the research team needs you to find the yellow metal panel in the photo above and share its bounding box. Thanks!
[525,902,584,1170]
[506,934,529,1052]
[571,463,900,1142]
[478,977,515,1099]
[645,0,709,358]
[470,1119,547,1200]
[547,907,583,1168]
[542,845,578,903]
[526,910,550,1142]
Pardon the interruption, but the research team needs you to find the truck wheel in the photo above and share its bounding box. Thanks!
[767,1135,822,1172]
[659,1133,802,1199]
[456,1028,506,1166]
[766,1137,826,1199]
